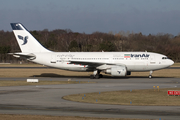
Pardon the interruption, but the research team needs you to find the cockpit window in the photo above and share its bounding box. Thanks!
[162,57,168,59]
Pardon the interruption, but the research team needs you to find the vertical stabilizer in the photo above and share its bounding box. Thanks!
[11,23,51,53]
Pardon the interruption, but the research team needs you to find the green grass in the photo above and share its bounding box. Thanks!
[63,88,180,106]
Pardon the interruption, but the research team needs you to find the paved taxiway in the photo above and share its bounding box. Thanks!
[0,77,180,120]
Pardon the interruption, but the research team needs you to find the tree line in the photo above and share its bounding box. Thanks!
[0,29,180,63]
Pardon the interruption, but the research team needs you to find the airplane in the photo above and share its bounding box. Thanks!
[10,23,174,79]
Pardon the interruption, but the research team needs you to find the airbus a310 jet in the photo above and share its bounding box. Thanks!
[10,23,174,79]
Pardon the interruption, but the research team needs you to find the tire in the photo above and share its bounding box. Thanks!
[95,75,100,79]
[149,75,152,79]
[90,75,94,79]
[99,74,103,78]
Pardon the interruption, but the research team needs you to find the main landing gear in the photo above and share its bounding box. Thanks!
[90,70,103,79]
[149,70,153,79]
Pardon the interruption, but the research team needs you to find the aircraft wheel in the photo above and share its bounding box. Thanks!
[95,74,100,79]
[149,75,152,79]
[90,75,94,79]
[99,74,103,78]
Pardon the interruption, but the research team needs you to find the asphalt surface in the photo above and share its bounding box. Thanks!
[0,77,180,120]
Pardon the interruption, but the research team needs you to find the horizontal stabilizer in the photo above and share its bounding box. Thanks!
[8,53,36,60]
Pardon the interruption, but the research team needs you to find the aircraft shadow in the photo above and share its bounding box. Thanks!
[31,73,90,78]
[30,73,174,79]
[30,73,125,79]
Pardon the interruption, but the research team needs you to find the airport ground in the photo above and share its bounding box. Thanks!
[0,63,180,78]
[0,64,180,120]
[0,114,150,120]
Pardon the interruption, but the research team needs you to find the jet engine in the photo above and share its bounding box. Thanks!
[104,66,127,76]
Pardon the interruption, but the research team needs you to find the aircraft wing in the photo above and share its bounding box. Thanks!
[68,60,125,69]
[69,60,105,66]
[8,53,36,60]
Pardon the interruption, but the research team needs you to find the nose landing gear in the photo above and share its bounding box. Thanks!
[149,70,153,79]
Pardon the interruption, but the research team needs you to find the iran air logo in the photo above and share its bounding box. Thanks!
[18,35,28,45]
[117,70,121,74]
[124,54,149,58]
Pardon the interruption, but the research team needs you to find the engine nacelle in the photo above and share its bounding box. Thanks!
[105,66,127,76]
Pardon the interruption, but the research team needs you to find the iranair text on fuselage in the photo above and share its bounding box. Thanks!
[131,54,150,58]
[124,54,150,58]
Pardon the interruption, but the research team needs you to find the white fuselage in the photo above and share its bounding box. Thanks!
[31,52,174,72]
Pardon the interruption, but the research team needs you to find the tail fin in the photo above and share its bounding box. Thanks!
[11,23,51,53]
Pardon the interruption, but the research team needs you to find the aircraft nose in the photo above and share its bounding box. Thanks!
[169,59,174,66]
